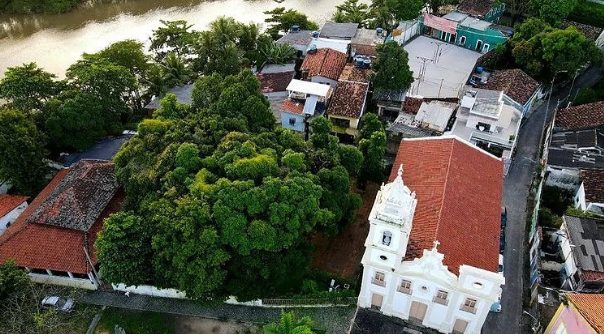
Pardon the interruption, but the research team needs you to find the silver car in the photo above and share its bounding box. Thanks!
[41,296,75,313]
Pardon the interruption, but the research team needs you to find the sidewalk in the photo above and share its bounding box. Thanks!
[81,290,356,334]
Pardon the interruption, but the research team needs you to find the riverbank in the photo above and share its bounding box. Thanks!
[0,0,346,77]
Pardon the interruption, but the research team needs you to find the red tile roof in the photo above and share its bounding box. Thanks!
[281,99,305,115]
[0,161,123,274]
[555,101,604,130]
[256,71,295,94]
[390,137,503,275]
[484,69,539,105]
[328,81,368,119]
[301,48,348,81]
[567,294,604,333]
[339,64,372,83]
[581,170,604,204]
[402,97,423,114]
[0,195,28,218]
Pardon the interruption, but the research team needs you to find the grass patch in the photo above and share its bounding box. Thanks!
[96,308,174,334]
[569,1,604,28]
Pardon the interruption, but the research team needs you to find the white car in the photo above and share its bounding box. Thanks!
[41,296,74,313]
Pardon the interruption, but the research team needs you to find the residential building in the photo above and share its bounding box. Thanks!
[327,80,369,142]
[447,88,522,171]
[351,28,385,57]
[0,195,28,236]
[338,63,371,84]
[482,68,541,116]
[545,294,604,334]
[0,160,122,289]
[557,215,604,292]
[144,84,193,111]
[555,101,604,130]
[457,0,506,22]
[386,97,439,154]
[358,136,505,334]
[276,28,313,55]
[392,19,422,45]
[300,48,347,88]
[319,22,359,40]
[574,170,604,216]
[256,68,296,124]
[280,79,331,133]
[388,99,456,135]
[374,89,407,116]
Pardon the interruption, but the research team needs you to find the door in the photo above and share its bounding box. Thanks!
[452,319,469,334]
[409,301,428,323]
[476,40,483,52]
[371,293,384,310]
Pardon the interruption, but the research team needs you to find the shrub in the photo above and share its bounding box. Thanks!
[539,207,563,228]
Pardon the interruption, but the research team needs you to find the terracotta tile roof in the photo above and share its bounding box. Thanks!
[339,64,372,83]
[256,71,295,94]
[402,97,423,114]
[581,170,604,204]
[555,101,604,130]
[301,48,348,81]
[390,137,503,274]
[458,0,495,17]
[0,195,28,218]
[281,99,305,115]
[484,69,539,105]
[567,294,604,333]
[0,160,123,274]
[328,81,369,119]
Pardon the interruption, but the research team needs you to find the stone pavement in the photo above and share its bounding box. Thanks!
[81,290,356,334]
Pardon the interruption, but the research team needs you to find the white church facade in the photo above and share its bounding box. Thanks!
[358,136,505,334]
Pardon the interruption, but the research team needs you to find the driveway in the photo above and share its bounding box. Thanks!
[483,66,602,334]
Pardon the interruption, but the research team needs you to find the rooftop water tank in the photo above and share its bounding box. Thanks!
[290,25,300,33]
[311,31,320,38]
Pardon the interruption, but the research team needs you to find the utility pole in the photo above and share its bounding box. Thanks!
[430,40,447,64]
[545,70,567,121]
[438,79,444,98]
[416,56,433,96]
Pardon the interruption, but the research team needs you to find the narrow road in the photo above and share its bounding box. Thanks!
[483,66,602,334]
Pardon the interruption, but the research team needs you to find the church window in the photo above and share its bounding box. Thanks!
[398,280,412,294]
[382,231,392,246]
[372,271,386,287]
[379,255,388,261]
[433,290,448,305]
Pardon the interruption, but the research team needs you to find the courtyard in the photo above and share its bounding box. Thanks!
[404,36,481,98]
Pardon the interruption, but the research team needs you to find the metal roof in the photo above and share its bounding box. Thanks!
[286,79,330,97]
[319,22,359,39]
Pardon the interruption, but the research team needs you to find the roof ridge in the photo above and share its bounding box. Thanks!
[433,138,456,245]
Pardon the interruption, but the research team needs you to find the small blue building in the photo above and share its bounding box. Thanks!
[279,79,332,133]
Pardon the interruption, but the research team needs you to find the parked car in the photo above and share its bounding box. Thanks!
[41,296,74,313]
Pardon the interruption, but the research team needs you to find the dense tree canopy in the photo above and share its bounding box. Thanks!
[371,41,414,90]
[0,63,62,113]
[263,312,315,334]
[529,0,577,25]
[0,109,49,194]
[264,7,319,38]
[0,261,29,303]
[358,114,386,184]
[370,0,424,30]
[332,0,370,25]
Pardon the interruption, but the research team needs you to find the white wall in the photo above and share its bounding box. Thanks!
[0,201,27,236]
[393,20,421,45]
[112,283,187,299]
[574,183,586,210]
[310,76,338,90]
[29,273,98,290]
[558,221,578,290]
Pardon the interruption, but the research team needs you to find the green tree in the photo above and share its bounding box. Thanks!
[161,52,192,87]
[257,41,297,66]
[95,212,154,286]
[149,20,196,60]
[0,261,29,302]
[529,0,578,25]
[359,130,387,184]
[372,41,414,90]
[0,63,62,112]
[369,0,424,30]
[263,312,315,334]
[0,109,48,194]
[264,7,319,38]
[359,113,383,140]
[333,0,370,25]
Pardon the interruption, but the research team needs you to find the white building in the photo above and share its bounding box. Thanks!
[358,136,505,334]
[0,195,28,236]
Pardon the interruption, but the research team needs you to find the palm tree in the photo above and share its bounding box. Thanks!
[161,52,192,87]
[263,312,315,334]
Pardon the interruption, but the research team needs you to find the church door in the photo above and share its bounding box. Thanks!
[409,301,428,323]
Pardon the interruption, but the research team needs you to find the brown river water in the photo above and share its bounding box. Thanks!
[0,0,347,77]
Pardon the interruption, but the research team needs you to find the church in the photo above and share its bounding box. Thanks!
[358,136,505,334]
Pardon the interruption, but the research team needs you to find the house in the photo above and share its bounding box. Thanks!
[546,126,604,172]
[338,63,372,83]
[557,215,604,293]
[545,294,604,334]
[280,79,332,133]
[144,84,194,111]
[256,68,296,124]
[574,170,604,216]
[374,89,407,117]
[555,101,604,130]
[276,28,313,55]
[0,160,122,290]
[482,68,541,116]
[386,97,439,153]
[0,195,28,236]
[388,99,456,135]
[457,0,505,23]
[319,22,359,40]
[351,28,385,57]
[327,80,369,142]
[358,136,505,334]
[446,88,521,172]
[300,48,348,88]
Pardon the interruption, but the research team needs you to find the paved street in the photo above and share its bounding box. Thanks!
[484,66,602,334]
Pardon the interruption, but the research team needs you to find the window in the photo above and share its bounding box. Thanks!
[476,40,483,52]
[433,290,448,305]
[398,280,412,294]
[483,43,490,53]
[459,36,466,46]
[379,255,388,261]
[461,298,477,314]
[331,118,350,128]
[288,118,296,126]
[372,271,386,287]
[382,231,392,246]
[30,268,47,275]
[476,122,491,132]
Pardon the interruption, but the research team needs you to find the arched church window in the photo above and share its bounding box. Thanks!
[382,231,392,246]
